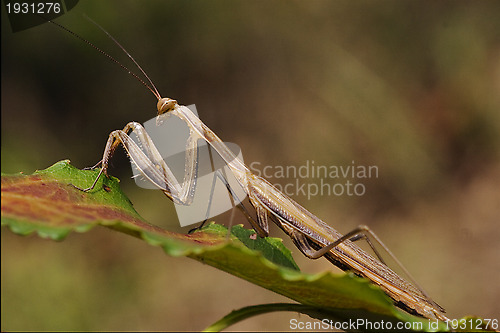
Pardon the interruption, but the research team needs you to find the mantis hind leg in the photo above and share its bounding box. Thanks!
[288,225,443,311]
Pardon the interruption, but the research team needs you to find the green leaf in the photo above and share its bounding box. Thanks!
[203,303,439,332]
[1,160,474,331]
[1,160,299,269]
[2,160,157,240]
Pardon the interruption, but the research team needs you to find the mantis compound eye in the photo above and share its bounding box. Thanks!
[157,97,177,115]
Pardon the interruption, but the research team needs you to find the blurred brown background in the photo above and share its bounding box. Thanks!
[2,1,499,331]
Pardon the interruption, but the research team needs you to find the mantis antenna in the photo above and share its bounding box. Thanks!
[47,16,162,101]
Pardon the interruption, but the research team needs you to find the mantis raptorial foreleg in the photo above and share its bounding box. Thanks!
[78,121,200,206]
[84,116,255,235]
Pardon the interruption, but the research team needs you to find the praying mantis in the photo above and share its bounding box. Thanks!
[51,18,449,322]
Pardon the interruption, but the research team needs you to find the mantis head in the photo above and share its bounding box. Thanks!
[157,97,178,115]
